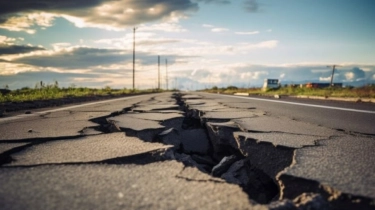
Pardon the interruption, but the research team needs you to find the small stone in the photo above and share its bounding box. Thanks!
[268,199,297,210]
[158,128,176,136]
[211,155,239,177]
[25,111,32,114]
[28,129,33,133]
[221,159,248,185]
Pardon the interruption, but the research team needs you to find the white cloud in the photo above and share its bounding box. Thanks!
[311,69,331,73]
[139,21,187,33]
[319,76,331,81]
[345,72,354,81]
[240,71,268,79]
[280,73,285,78]
[94,32,180,52]
[202,24,214,28]
[211,28,229,32]
[51,43,72,51]
[239,40,279,51]
[0,35,16,44]
[0,13,55,34]
[235,31,259,35]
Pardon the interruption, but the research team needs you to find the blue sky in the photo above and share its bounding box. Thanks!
[0,0,374,90]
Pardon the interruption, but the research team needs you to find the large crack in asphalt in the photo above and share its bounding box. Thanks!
[103,92,373,209]
[95,92,374,209]
[1,92,374,210]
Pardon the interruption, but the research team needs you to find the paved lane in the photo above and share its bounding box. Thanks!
[198,92,375,135]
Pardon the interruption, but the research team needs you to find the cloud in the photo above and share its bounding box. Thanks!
[239,40,278,51]
[0,44,45,55]
[202,24,214,28]
[5,45,184,74]
[11,47,134,69]
[243,0,260,12]
[235,31,259,35]
[138,17,188,32]
[211,28,229,32]
[0,70,113,89]
[0,0,199,31]
[93,32,181,53]
[175,63,375,89]
[0,13,55,33]
[240,71,268,79]
[0,35,16,44]
[319,76,331,82]
[344,67,366,82]
[194,0,230,4]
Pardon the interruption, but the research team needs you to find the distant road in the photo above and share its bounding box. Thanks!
[198,93,375,135]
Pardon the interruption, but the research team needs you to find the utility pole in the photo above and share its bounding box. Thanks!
[327,65,341,86]
[158,55,160,90]
[132,27,138,90]
[165,59,168,90]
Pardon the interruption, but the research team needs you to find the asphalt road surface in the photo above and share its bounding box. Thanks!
[0,92,374,210]
[199,92,375,135]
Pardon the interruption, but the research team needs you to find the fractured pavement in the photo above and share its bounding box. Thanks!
[1,92,374,209]
[6,133,171,166]
[0,111,106,141]
[233,116,338,137]
[280,135,375,200]
[0,162,259,210]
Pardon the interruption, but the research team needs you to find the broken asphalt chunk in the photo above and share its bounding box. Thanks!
[108,116,164,131]
[211,155,239,177]
[7,133,171,166]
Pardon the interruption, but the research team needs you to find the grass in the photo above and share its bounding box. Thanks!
[0,84,164,103]
[202,85,375,98]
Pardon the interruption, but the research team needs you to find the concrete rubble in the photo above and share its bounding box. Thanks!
[0,92,374,209]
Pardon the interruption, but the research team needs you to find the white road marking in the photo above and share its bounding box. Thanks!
[0,95,145,123]
[211,94,375,114]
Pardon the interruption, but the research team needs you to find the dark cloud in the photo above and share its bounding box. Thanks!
[0,0,108,16]
[351,67,366,80]
[12,47,142,69]
[194,0,230,4]
[12,47,126,69]
[243,0,260,12]
[10,47,186,70]
[0,71,109,89]
[0,44,45,55]
[0,0,199,29]
[334,67,367,82]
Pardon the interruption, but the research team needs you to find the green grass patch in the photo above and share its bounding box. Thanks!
[0,84,164,103]
[201,85,375,98]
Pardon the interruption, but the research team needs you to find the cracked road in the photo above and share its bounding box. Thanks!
[0,92,374,210]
